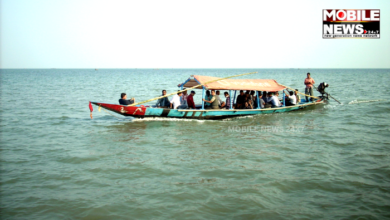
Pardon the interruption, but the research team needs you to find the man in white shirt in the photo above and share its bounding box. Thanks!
[170,91,187,109]
[283,90,297,106]
[268,92,281,108]
[216,90,224,107]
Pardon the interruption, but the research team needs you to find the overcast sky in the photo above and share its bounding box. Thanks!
[1,0,389,68]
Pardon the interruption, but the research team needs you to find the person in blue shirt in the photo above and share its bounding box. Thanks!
[262,91,268,103]
[254,92,265,109]
[205,90,212,107]
[119,93,135,105]
[267,92,281,108]
[156,90,170,108]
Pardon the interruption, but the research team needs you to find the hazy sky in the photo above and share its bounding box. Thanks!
[1,0,389,68]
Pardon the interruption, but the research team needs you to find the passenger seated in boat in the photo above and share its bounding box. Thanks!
[268,92,281,108]
[222,92,230,109]
[250,91,255,102]
[286,88,300,104]
[119,93,135,105]
[170,91,187,109]
[205,90,211,108]
[235,90,245,109]
[181,90,189,105]
[262,91,268,103]
[276,91,280,100]
[254,92,265,109]
[187,91,196,109]
[244,94,253,109]
[283,90,297,106]
[295,89,301,103]
[203,90,219,109]
[216,90,224,107]
[276,91,284,104]
[156,90,170,108]
[264,93,272,108]
[179,90,188,109]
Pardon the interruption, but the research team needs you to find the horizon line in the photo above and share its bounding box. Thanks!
[1,68,390,70]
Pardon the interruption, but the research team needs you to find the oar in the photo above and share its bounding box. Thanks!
[128,71,258,106]
[278,83,320,100]
[326,93,341,104]
[313,85,341,104]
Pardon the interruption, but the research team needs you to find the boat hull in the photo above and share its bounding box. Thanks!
[91,100,325,120]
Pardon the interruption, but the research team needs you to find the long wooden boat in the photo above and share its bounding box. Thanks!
[90,75,327,120]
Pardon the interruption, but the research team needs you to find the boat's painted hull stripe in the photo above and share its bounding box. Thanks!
[91,101,323,119]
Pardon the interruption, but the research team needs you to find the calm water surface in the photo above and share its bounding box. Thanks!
[1,69,390,219]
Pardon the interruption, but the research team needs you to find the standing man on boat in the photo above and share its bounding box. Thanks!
[119,93,135,105]
[156,90,170,108]
[304,73,315,102]
[187,91,196,109]
[202,90,219,109]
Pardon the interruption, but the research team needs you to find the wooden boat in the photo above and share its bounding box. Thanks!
[90,75,327,120]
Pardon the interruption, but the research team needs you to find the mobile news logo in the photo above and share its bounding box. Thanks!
[323,9,380,39]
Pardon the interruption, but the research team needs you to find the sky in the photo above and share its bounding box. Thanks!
[1,0,389,69]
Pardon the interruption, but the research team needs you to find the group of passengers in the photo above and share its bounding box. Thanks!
[119,89,300,109]
[155,89,231,110]
[152,88,300,110]
[119,73,315,109]
[234,89,300,109]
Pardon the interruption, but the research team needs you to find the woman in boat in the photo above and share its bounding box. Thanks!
[205,90,211,108]
[244,94,254,109]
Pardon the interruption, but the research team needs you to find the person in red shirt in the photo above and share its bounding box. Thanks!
[187,91,196,109]
[304,72,315,102]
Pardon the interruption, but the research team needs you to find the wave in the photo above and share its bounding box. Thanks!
[348,99,387,105]
[133,117,207,122]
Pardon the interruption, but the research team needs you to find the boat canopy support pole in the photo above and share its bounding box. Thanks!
[229,90,232,109]
[283,92,286,107]
[257,91,261,109]
[202,87,205,110]
[233,90,237,106]
[180,78,192,90]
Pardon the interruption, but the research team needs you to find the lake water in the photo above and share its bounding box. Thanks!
[1,69,389,219]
